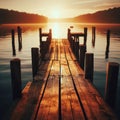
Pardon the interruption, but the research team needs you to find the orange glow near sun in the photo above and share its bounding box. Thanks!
[48,8,62,18]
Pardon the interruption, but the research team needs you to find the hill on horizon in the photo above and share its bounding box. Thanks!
[0,8,48,24]
[0,7,120,23]
[74,7,120,23]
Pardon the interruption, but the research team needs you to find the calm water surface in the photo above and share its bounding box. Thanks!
[0,23,120,119]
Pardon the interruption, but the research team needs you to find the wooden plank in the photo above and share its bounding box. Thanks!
[71,75,96,120]
[49,39,55,60]
[68,46,76,61]
[62,39,72,61]
[85,79,118,119]
[5,82,31,120]
[68,60,117,120]
[31,60,53,120]
[71,33,85,37]
[42,33,49,36]
[61,76,74,120]
[34,60,52,81]
[60,44,66,60]
[65,76,85,120]
[58,40,61,60]
[9,80,44,120]
[60,59,85,120]
[8,55,53,120]
[62,39,76,61]
[7,39,118,120]
[36,61,59,120]
[54,40,58,60]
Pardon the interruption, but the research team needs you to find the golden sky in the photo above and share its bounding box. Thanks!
[0,0,120,18]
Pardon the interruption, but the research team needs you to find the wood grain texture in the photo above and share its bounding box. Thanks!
[8,39,117,120]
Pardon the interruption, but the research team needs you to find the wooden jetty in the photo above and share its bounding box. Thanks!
[6,30,118,120]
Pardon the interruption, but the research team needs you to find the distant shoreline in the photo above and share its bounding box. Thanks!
[1,22,120,25]
[0,7,120,24]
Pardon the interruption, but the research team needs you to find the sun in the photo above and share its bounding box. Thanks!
[51,10,61,18]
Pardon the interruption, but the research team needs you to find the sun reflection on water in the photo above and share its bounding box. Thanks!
[47,22,68,39]
[52,23,60,38]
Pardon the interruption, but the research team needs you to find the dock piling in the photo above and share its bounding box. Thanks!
[105,30,110,59]
[84,27,87,46]
[10,58,22,100]
[31,47,39,80]
[92,27,96,47]
[17,26,22,51]
[79,45,86,70]
[105,62,119,109]
[11,29,16,56]
[85,53,94,82]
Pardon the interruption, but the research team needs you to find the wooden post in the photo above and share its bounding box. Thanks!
[74,36,79,60]
[71,37,74,50]
[49,29,52,42]
[72,37,75,54]
[11,29,16,56]
[68,28,71,41]
[39,28,42,43]
[10,58,22,100]
[92,27,96,47]
[17,26,22,51]
[39,28,42,54]
[85,53,94,82]
[105,62,119,109]
[84,27,87,46]
[76,41,79,60]
[31,48,39,80]
[79,45,86,70]
[105,30,110,59]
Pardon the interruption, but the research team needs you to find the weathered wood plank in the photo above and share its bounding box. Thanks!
[68,59,117,120]
[62,39,76,61]
[36,61,59,120]
[58,40,61,60]
[62,39,73,61]
[8,56,53,120]
[54,40,58,60]
[9,80,44,120]
[49,39,55,60]
[6,82,31,120]
[7,38,118,120]
[61,76,74,120]
[60,59,85,120]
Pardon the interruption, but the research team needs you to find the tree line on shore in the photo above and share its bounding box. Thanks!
[0,8,48,24]
[0,7,120,24]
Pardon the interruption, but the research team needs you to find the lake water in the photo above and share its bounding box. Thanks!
[0,23,120,119]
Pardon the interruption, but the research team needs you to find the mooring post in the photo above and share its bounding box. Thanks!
[84,27,87,46]
[85,53,94,82]
[72,37,75,54]
[49,29,52,43]
[31,47,39,80]
[17,26,22,51]
[105,62,119,109]
[10,58,22,100]
[79,45,86,70]
[105,30,110,59]
[70,36,73,47]
[11,29,16,56]
[74,36,79,60]
[68,28,71,41]
[92,27,96,47]
[39,28,42,46]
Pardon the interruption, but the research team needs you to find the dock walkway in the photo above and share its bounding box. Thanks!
[7,39,117,120]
